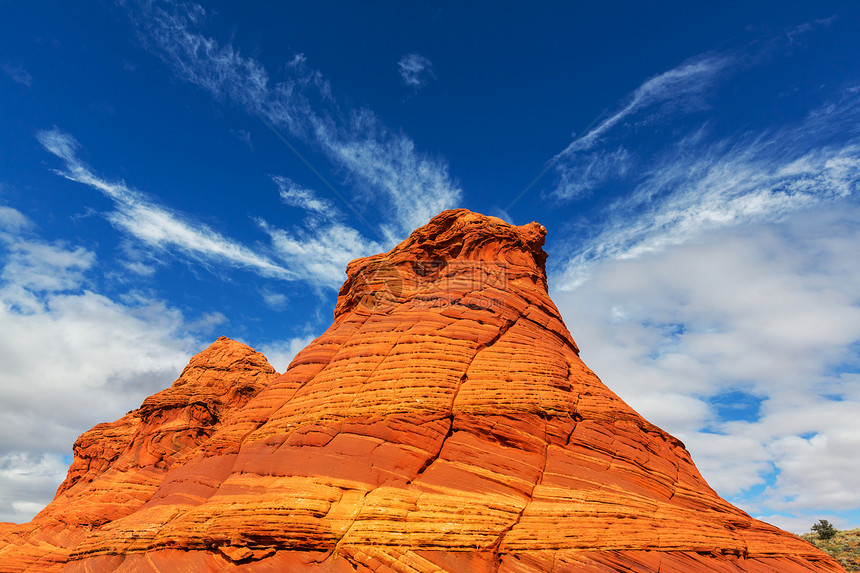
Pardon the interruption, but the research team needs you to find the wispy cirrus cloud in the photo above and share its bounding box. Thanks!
[550,21,860,290]
[0,206,31,234]
[551,53,732,200]
[309,109,457,241]
[559,53,731,158]
[272,175,335,216]
[555,88,860,290]
[265,176,381,286]
[36,128,381,289]
[36,128,293,280]
[260,217,382,287]
[124,0,459,236]
[398,53,435,90]
[1,62,32,87]
[550,19,841,203]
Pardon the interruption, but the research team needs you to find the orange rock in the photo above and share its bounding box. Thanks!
[0,336,277,571]
[0,210,844,572]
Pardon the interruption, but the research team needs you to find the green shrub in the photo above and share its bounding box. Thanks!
[812,519,838,540]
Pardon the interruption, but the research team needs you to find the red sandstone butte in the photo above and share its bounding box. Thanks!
[0,210,844,572]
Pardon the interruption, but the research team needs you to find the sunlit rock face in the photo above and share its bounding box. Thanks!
[0,210,844,572]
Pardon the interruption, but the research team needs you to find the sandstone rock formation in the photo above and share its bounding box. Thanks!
[0,209,844,572]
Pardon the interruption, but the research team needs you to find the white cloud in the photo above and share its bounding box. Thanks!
[260,287,288,311]
[272,175,334,215]
[555,90,860,291]
[0,452,68,523]
[765,422,860,508]
[124,0,459,238]
[36,128,293,280]
[552,52,730,190]
[257,334,316,373]
[0,206,31,233]
[122,259,157,277]
[0,207,204,522]
[398,53,434,89]
[553,205,860,525]
[2,241,94,298]
[184,311,228,336]
[261,216,382,287]
[37,127,382,291]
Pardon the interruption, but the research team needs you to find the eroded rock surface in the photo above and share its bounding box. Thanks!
[0,210,843,572]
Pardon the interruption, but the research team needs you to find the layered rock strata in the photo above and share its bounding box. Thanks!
[0,209,844,572]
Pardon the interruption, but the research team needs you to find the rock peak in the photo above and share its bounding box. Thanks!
[400,208,547,265]
[335,209,549,319]
[53,336,277,501]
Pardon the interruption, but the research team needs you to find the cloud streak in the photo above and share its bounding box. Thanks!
[36,127,383,289]
[550,19,844,204]
[554,83,860,290]
[261,217,382,287]
[36,128,293,280]
[264,176,383,286]
[272,176,335,215]
[125,0,460,237]
[560,53,731,158]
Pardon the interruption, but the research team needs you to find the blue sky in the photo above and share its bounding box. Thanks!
[1,1,859,533]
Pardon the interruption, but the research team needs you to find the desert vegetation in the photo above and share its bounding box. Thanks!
[802,524,860,571]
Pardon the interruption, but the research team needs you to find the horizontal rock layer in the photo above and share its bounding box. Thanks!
[0,210,843,572]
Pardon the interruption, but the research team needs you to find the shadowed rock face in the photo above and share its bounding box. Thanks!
[0,209,844,572]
